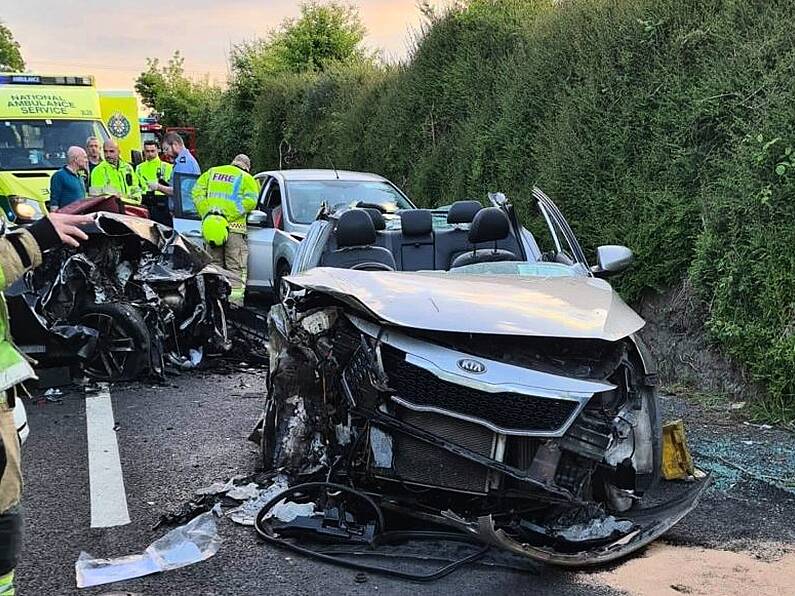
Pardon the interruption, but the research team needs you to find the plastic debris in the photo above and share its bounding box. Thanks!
[554,516,634,543]
[39,388,65,404]
[369,426,393,469]
[195,478,236,496]
[268,500,316,523]
[227,475,290,526]
[75,512,221,588]
[226,482,261,501]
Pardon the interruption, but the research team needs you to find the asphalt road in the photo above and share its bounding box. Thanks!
[16,363,795,595]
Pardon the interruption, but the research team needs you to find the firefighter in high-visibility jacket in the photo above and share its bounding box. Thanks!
[136,140,173,226]
[89,140,143,204]
[192,154,258,294]
[0,212,94,596]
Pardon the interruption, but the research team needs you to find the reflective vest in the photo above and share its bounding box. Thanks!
[135,158,173,197]
[89,159,143,205]
[0,231,38,400]
[192,165,258,235]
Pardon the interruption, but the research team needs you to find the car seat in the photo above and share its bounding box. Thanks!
[321,209,397,271]
[449,207,520,268]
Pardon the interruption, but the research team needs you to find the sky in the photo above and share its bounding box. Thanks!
[4,1,448,89]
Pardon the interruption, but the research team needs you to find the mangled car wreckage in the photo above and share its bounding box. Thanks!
[255,189,707,567]
[7,212,231,381]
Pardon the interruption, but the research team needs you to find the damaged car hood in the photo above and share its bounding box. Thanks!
[285,268,645,341]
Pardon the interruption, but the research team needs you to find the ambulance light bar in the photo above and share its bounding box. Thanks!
[0,74,95,86]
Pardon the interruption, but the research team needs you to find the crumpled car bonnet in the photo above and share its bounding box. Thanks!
[285,267,645,341]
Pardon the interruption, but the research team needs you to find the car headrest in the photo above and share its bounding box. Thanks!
[447,200,483,224]
[337,209,377,248]
[468,207,511,244]
[362,208,386,231]
[400,209,433,237]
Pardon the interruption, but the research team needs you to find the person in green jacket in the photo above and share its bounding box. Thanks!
[89,140,143,205]
[136,140,173,226]
[0,212,93,596]
[192,154,258,296]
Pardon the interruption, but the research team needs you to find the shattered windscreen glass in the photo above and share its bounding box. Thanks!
[286,180,413,224]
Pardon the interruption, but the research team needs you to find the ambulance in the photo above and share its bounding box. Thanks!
[0,73,142,221]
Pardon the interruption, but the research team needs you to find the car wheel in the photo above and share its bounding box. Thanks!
[80,303,150,382]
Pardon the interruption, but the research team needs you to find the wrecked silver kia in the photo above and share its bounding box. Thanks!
[255,189,707,567]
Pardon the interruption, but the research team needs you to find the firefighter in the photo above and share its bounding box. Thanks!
[0,212,94,596]
[192,154,258,298]
[89,140,143,204]
[136,140,173,226]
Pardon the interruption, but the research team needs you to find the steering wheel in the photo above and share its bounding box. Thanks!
[350,262,395,272]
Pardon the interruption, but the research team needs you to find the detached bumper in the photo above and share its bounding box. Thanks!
[441,477,710,567]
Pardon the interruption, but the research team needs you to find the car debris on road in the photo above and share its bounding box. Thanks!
[6,212,232,382]
[75,511,221,588]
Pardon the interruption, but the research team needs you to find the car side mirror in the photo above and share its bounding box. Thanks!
[247,209,268,226]
[130,150,143,167]
[592,245,633,277]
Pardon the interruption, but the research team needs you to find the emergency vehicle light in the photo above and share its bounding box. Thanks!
[0,74,94,86]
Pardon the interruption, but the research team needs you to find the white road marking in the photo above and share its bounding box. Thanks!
[85,384,130,528]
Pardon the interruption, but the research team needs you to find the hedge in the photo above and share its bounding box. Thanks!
[199,0,795,419]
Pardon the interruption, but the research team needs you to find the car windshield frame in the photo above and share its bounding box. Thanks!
[446,260,585,278]
[284,179,413,225]
[0,119,109,171]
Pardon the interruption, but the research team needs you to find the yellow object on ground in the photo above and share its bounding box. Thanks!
[662,419,695,480]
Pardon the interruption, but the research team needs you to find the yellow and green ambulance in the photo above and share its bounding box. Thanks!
[0,73,141,221]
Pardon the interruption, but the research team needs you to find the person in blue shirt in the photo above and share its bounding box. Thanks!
[49,147,88,211]
[149,132,200,193]
[148,132,200,214]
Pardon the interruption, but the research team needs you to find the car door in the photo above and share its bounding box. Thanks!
[532,187,589,270]
[170,172,203,246]
[245,175,280,293]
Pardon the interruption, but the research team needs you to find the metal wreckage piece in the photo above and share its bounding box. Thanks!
[252,284,709,569]
[6,213,232,381]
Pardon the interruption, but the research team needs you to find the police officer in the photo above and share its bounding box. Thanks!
[192,154,258,298]
[0,212,93,595]
[149,132,200,199]
[136,140,173,226]
[89,140,143,205]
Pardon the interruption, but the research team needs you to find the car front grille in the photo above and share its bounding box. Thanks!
[388,408,496,494]
[381,345,578,435]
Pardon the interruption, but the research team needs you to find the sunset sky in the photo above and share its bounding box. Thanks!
[4,1,448,89]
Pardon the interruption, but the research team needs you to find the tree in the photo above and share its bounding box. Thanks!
[270,2,367,73]
[0,21,25,72]
[135,51,220,127]
[229,1,369,96]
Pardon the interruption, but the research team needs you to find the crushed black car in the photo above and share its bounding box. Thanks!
[7,212,231,382]
[252,189,708,567]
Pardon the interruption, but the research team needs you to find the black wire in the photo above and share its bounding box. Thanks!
[254,482,490,582]
[616,414,637,461]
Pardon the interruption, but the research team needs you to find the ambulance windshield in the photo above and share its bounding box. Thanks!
[0,119,109,171]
